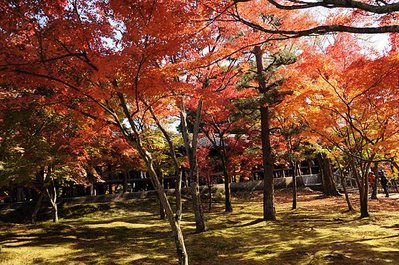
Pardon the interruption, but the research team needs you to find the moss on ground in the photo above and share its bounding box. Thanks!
[0,190,398,264]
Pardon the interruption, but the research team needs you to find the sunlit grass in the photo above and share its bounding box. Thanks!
[1,190,398,264]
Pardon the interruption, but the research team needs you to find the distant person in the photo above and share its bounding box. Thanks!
[368,171,377,199]
[379,171,389,197]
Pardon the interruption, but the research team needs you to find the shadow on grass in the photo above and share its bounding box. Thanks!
[1,191,399,265]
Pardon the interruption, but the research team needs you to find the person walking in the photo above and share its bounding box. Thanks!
[379,171,389,197]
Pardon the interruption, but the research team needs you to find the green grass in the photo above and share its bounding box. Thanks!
[1,190,399,264]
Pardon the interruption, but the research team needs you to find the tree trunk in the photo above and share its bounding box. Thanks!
[148,163,188,264]
[145,103,183,221]
[158,170,165,220]
[348,157,369,218]
[292,161,298,210]
[360,185,369,218]
[318,153,340,196]
[180,103,207,232]
[117,92,189,264]
[175,169,183,221]
[190,174,206,232]
[220,138,232,213]
[255,45,276,221]
[47,169,58,223]
[52,202,59,223]
[31,192,44,224]
[339,168,354,212]
[32,168,46,224]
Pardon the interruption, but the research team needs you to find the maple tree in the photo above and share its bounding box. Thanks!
[232,0,399,36]
[0,105,90,223]
[2,0,399,264]
[288,34,399,217]
[0,1,206,263]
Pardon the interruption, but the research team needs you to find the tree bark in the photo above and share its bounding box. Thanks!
[175,169,183,221]
[31,192,44,224]
[254,45,276,221]
[116,93,189,264]
[292,161,298,210]
[220,137,233,212]
[46,167,58,223]
[180,102,207,232]
[340,172,354,212]
[146,103,183,221]
[317,153,340,196]
[32,168,46,224]
[348,157,369,218]
[158,170,165,220]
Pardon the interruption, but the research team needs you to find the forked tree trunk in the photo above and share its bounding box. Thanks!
[348,158,369,218]
[130,144,188,264]
[46,169,59,223]
[117,93,189,265]
[147,162,188,264]
[180,103,207,232]
[255,45,276,221]
[146,104,183,221]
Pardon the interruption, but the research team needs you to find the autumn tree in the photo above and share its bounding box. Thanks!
[0,1,212,263]
[289,35,399,217]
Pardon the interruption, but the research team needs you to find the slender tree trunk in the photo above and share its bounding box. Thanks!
[180,103,206,232]
[146,103,183,221]
[340,173,354,211]
[220,138,232,213]
[116,93,189,264]
[130,145,189,264]
[46,168,58,223]
[175,169,183,221]
[255,45,276,221]
[158,170,165,220]
[292,161,298,210]
[147,162,188,264]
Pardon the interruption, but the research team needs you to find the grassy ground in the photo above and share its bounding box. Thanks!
[0,189,399,265]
